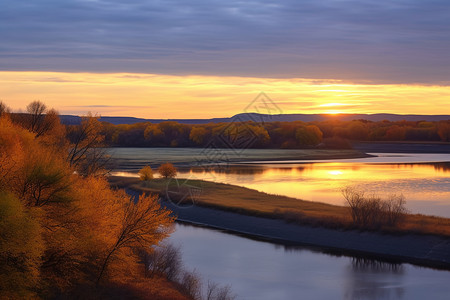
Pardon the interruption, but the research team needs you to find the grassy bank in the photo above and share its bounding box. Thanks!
[109,176,450,237]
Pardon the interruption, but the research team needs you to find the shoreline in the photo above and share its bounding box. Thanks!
[121,186,450,271]
[352,141,450,154]
[174,219,450,271]
[166,201,450,271]
[107,148,372,170]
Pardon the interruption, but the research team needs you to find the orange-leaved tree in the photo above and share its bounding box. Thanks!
[158,162,177,178]
[139,165,154,182]
[66,113,109,176]
[0,192,44,299]
[0,102,176,297]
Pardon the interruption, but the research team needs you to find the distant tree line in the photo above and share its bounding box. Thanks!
[98,118,450,149]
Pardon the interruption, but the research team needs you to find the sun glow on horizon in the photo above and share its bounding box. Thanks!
[0,71,449,118]
[328,170,344,176]
[325,110,343,115]
[318,102,346,107]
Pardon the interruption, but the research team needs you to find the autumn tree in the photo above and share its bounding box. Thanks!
[384,125,407,141]
[295,125,323,146]
[112,123,147,146]
[0,192,44,299]
[139,165,154,187]
[246,123,270,147]
[437,121,450,142]
[34,108,63,138]
[158,162,177,178]
[66,113,109,176]
[95,192,174,284]
[26,100,47,133]
[0,116,72,208]
[343,121,369,140]
[21,149,73,207]
[0,117,83,289]
[7,101,63,139]
[144,124,164,143]
[0,100,10,117]
[0,117,31,192]
[189,126,208,145]
[0,102,177,297]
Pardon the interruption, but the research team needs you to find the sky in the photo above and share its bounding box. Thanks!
[0,0,449,118]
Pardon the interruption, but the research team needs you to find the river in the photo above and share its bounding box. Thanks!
[109,147,450,299]
[168,223,450,300]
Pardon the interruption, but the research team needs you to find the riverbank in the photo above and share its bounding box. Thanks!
[109,176,450,237]
[170,205,450,271]
[109,176,450,269]
[107,148,371,171]
[352,141,450,154]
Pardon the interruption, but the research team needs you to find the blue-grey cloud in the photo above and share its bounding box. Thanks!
[71,105,116,108]
[1,0,449,83]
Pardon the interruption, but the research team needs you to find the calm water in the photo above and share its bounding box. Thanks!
[169,224,450,300]
[109,148,450,217]
[109,148,450,299]
[183,160,450,217]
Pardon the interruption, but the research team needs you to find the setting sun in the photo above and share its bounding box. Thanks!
[325,110,343,115]
[328,170,344,175]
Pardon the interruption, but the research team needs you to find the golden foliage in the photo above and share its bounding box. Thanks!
[0,192,44,299]
[189,126,208,145]
[144,124,163,141]
[0,102,176,297]
[139,165,154,181]
[96,192,174,284]
[437,121,450,142]
[158,163,177,179]
[295,125,323,146]
[67,113,107,176]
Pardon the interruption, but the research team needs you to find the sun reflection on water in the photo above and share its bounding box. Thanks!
[182,162,450,217]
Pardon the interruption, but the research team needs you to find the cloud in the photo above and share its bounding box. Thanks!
[67,104,152,108]
[70,105,115,108]
[1,0,450,83]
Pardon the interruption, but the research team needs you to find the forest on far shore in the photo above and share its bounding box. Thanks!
[95,118,450,149]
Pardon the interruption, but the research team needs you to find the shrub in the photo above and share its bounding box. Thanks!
[180,270,202,300]
[382,193,408,226]
[206,281,236,300]
[142,243,182,281]
[138,165,154,185]
[342,187,408,229]
[158,163,177,178]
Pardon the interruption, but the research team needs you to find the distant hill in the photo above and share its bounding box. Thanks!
[233,113,450,123]
[59,115,231,125]
[59,113,450,125]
